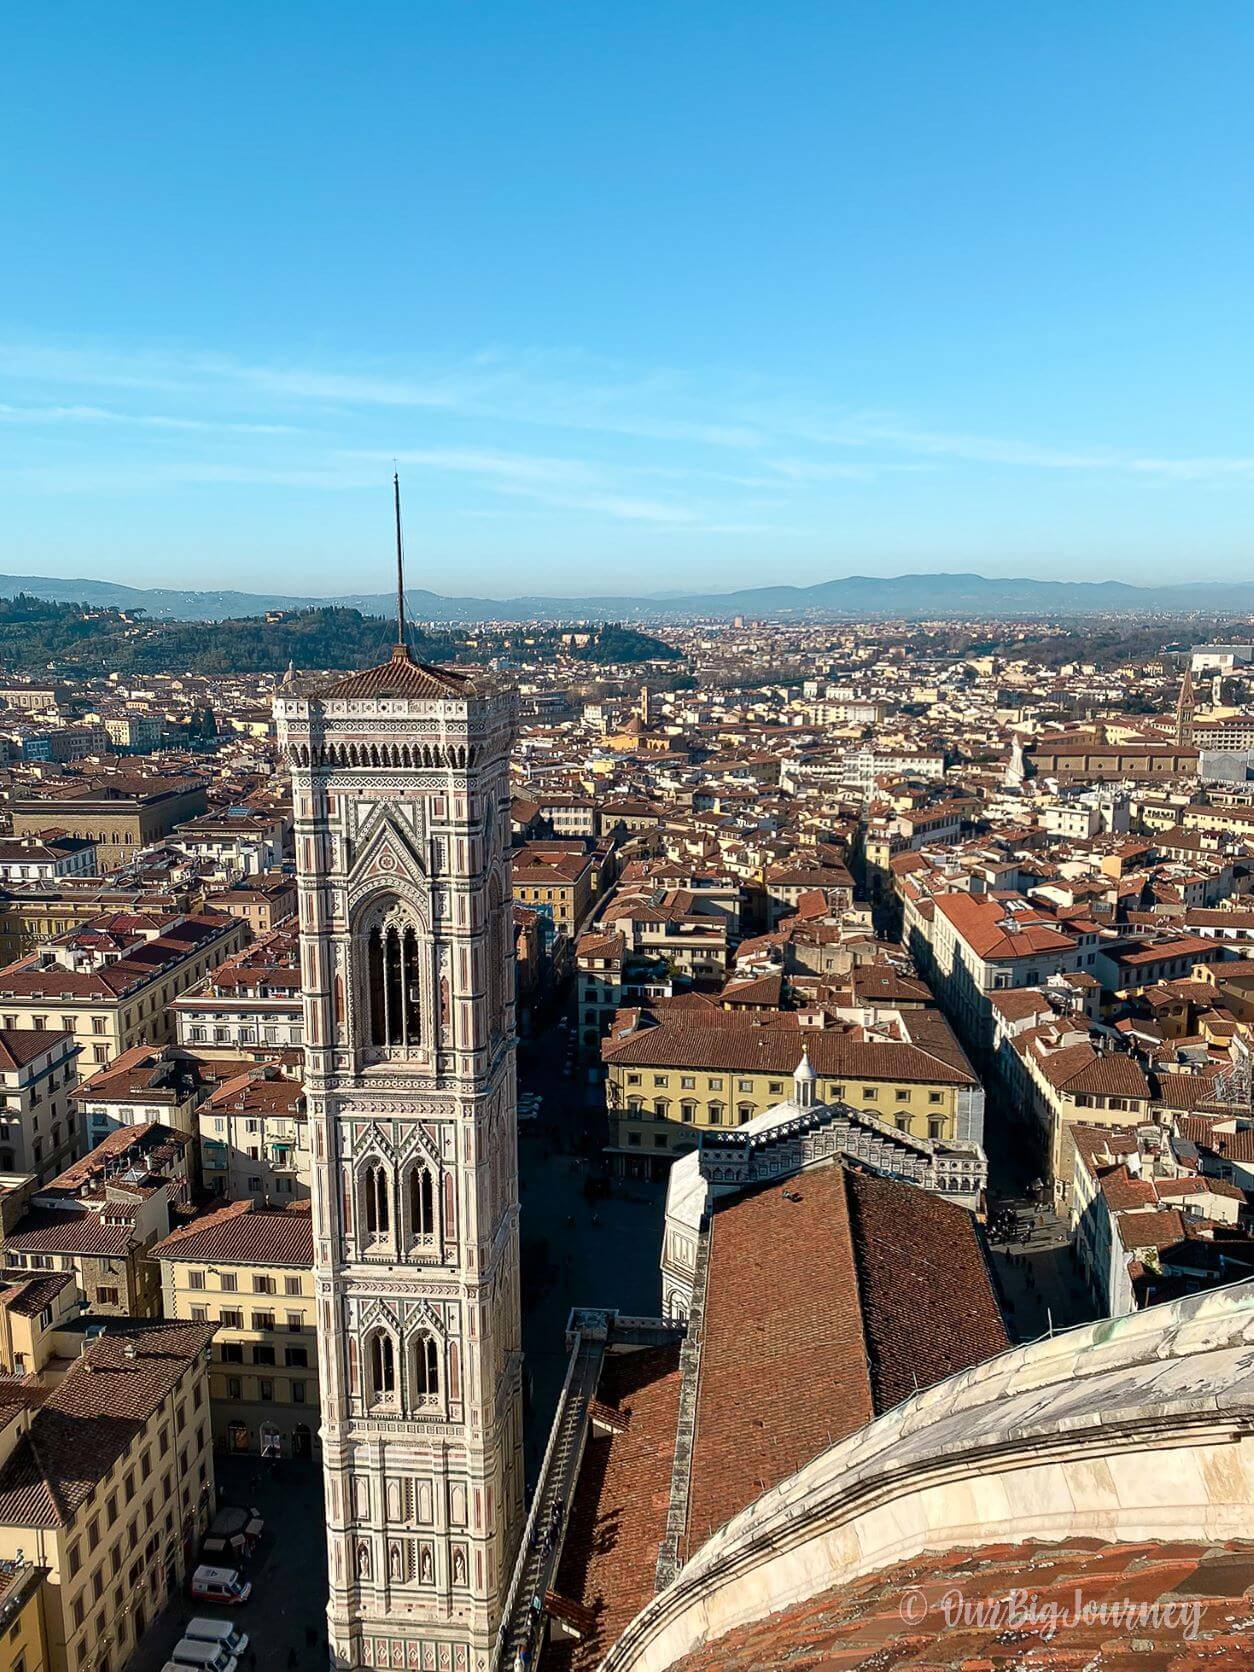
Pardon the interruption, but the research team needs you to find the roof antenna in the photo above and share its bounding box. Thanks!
[393,469,409,660]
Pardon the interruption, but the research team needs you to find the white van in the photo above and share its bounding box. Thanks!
[190,1564,252,1605]
[170,1640,238,1672]
[185,1620,250,1656]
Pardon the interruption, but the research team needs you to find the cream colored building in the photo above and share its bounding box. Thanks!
[602,1008,983,1177]
[0,1269,82,1378]
[153,1199,318,1460]
[0,1029,81,1183]
[0,912,248,1070]
[1,1123,194,1317]
[0,1319,216,1672]
[197,1065,308,1203]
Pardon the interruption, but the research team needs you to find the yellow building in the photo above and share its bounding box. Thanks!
[1192,957,1254,1027]
[153,1199,318,1461]
[0,912,248,1070]
[0,1318,216,1672]
[0,1270,82,1379]
[602,1007,983,1175]
[511,842,595,940]
[0,1559,49,1672]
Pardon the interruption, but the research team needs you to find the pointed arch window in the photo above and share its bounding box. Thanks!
[409,1165,435,1243]
[363,1164,390,1238]
[367,907,423,1050]
[368,1330,396,1404]
[411,1333,439,1404]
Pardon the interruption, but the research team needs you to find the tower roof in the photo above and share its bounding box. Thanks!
[313,643,473,702]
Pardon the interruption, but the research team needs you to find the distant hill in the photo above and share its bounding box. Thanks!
[0,599,679,677]
[0,568,1252,623]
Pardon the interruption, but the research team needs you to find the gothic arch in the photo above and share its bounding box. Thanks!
[359,1157,392,1241]
[364,1324,398,1406]
[407,1329,441,1410]
[404,1159,437,1248]
[351,890,430,1055]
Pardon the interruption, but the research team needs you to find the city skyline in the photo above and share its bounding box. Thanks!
[5,3,1254,591]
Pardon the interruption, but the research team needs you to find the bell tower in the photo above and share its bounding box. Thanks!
[1176,666,1197,748]
[276,635,524,1672]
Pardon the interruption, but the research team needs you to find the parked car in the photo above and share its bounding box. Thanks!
[184,1620,250,1656]
[170,1639,239,1672]
[190,1565,253,1606]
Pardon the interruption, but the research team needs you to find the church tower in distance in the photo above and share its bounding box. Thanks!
[276,638,524,1672]
[1176,665,1197,747]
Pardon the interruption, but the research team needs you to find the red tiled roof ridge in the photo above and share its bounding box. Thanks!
[314,646,472,701]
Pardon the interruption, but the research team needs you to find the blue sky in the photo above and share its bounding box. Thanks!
[4,2,1254,598]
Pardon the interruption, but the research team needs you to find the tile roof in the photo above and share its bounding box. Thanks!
[57,1109,185,1169]
[74,1044,199,1104]
[0,1320,214,1529]
[3,1210,135,1257]
[0,1271,72,1317]
[0,914,237,1002]
[151,1199,313,1266]
[933,892,1077,959]
[0,1029,71,1071]
[666,1538,1254,1671]
[684,1162,1008,1559]
[683,1163,875,1557]
[201,1069,305,1118]
[845,1168,1009,1411]
[546,1345,683,1672]
[315,646,471,701]
[603,1017,978,1085]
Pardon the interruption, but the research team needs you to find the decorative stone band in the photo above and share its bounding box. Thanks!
[600,1279,1254,1672]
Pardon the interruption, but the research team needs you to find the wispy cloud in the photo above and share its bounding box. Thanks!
[0,341,763,449]
[362,446,598,486]
[805,415,1254,480]
[349,445,779,527]
[6,336,1254,541]
[0,401,293,435]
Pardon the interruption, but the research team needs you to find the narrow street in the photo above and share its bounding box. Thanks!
[984,1196,1097,1341]
[981,1095,1098,1341]
[128,1456,329,1672]
[515,1013,666,1474]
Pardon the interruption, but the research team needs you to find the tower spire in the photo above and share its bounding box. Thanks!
[393,470,409,659]
[1176,665,1196,747]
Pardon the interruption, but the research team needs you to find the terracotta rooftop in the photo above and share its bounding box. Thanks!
[0,1028,72,1071]
[683,1164,876,1556]
[314,645,471,702]
[201,1069,305,1119]
[0,1320,215,1528]
[684,1163,1007,1557]
[151,1198,313,1267]
[603,1015,978,1086]
[546,1345,683,1672]
[552,1163,1008,1670]
[845,1168,1009,1410]
[933,892,1077,960]
[666,1537,1254,1671]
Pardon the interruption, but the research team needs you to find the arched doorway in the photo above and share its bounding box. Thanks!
[292,1423,312,1461]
